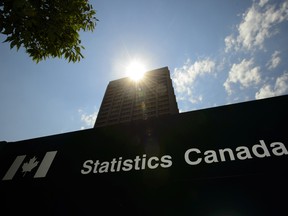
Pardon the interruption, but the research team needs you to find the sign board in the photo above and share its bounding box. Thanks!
[0,95,287,215]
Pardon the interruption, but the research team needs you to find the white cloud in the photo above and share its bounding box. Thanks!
[259,0,269,7]
[78,109,98,129]
[224,59,261,95]
[255,72,288,99]
[188,95,203,104]
[173,58,215,93]
[172,58,215,104]
[266,50,281,70]
[224,34,237,52]
[225,0,288,52]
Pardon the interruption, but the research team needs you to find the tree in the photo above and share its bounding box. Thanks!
[0,0,98,63]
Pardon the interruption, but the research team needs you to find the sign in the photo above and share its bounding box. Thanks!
[2,151,57,180]
[0,95,287,215]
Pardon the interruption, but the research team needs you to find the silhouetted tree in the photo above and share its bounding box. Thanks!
[0,0,98,63]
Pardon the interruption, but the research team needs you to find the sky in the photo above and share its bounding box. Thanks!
[1,0,288,142]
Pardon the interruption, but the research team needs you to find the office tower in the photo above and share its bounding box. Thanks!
[95,67,179,127]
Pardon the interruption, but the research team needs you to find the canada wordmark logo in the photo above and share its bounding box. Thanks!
[2,151,57,180]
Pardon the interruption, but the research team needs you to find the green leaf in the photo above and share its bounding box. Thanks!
[3,36,12,43]
[1,0,98,63]
[10,40,18,49]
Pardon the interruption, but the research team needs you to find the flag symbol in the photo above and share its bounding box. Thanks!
[2,151,57,180]
[22,156,39,176]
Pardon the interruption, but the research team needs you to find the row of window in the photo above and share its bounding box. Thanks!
[97,109,170,126]
[100,97,169,115]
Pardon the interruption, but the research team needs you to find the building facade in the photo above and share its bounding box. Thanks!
[95,67,179,127]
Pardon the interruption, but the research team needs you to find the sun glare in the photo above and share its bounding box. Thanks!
[126,60,147,81]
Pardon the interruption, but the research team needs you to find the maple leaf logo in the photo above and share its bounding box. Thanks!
[22,157,39,177]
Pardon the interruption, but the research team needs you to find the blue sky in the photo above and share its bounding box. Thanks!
[1,0,288,141]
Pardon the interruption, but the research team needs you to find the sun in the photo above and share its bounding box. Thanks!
[125,60,147,81]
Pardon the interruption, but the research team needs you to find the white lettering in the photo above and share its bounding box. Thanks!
[141,155,146,170]
[99,161,109,173]
[184,148,202,165]
[219,148,235,162]
[81,160,93,174]
[204,150,218,163]
[252,140,271,158]
[147,157,159,169]
[184,140,287,166]
[110,158,117,172]
[93,160,100,173]
[160,155,172,168]
[236,146,252,160]
[81,140,287,174]
[81,154,173,175]
[134,156,141,170]
[271,142,288,156]
[122,159,133,171]
[116,157,122,172]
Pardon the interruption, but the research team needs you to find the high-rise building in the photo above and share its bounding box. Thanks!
[95,67,179,127]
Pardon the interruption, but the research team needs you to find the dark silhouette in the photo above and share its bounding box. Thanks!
[0,0,98,63]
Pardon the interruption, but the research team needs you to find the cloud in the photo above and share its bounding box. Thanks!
[173,58,215,93]
[189,95,203,104]
[259,0,269,7]
[266,50,281,70]
[78,109,98,129]
[255,72,288,99]
[224,59,261,95]
[172,58,215,104]
[224,35,237,52]
[225,0,288,52]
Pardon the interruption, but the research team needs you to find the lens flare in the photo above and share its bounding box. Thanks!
[126,60,147,81]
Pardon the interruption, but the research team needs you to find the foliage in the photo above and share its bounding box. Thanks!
[0,0,97,63]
